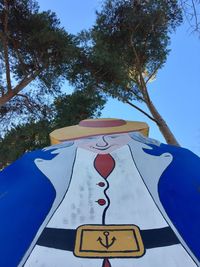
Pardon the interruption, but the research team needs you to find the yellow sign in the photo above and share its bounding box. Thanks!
[74,225,145,258]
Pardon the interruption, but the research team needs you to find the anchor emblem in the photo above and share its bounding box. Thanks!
[97,231,116,249]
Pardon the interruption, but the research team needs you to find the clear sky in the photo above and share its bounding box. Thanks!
[38,0,200,155]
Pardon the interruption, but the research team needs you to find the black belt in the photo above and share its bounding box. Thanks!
[37,226,180,251]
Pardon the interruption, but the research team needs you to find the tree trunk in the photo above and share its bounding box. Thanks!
[0,71,40,107]
[146,99,180,146]
[134,70,180,146]
[130,42,180,146]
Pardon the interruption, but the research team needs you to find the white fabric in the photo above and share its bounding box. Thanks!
[24,146,197,267]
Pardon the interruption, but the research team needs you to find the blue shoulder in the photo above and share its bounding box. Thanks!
[144,143,200,262]
[0,148,56,267]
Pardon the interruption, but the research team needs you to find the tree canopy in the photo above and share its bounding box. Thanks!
[54,90,105,129]
[68,0,183,145]
[0,0,78,129]
[0,0,197,146]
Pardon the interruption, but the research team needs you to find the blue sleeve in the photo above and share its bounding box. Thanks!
[0,149,56,267]
[145,143,200,262]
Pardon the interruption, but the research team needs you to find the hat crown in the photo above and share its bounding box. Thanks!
[79,119,126,128]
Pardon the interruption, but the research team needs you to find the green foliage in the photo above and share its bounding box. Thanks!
[0,0,79,127]
[67,0,182,145]
[54,90,106,128]
[0,0,77,83]
[69,0,182,101]
[0,90,105,167]
[0,120,52,168]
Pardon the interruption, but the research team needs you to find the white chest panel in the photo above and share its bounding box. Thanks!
[47,148,106,228]
[25,146,197,267]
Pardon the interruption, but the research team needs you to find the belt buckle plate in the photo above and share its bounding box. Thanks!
[74,225,145,258]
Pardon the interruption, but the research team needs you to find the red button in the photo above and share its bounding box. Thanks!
[97,199,106,206]
[97,182,105,187]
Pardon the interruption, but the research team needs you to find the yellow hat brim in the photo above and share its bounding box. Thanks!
[50,119,149,145]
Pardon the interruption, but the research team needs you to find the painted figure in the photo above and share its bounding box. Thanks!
[0,119,200,267]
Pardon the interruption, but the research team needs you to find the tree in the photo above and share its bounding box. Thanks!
[0,0,78,129]
[54,90,106,129]
[180,0,200,35]
[0,119,52,168]
[68,0,183,146]
[0,90,105,167]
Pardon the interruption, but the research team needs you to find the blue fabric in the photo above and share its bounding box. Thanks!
[0,148,57,267]
[144,144,200,262]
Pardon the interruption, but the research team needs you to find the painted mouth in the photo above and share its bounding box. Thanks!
[91,145,115,151]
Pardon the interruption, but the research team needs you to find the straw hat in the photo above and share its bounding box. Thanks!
[50,118,149,145]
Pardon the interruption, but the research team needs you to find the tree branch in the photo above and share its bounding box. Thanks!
[0,86,5,96]
[10,39,28,75]
[0,70,41,107]
[127,86,145,102]
[191,0,200,32]
[17,93,33,105]
[180,0,200,34]
[2,0,12,92]
[145,62,162,84]
[130,35,151,107]
[12,70,41,95]
[125,99,159,123]
[129,36,151,103]
[16,93,37,113]
[130,50,151,104]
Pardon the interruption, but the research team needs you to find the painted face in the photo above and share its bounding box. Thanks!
[76,133,132,154]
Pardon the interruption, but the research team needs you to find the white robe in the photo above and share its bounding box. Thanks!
[24,145,197,267]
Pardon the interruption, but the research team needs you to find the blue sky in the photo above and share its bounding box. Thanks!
[38,0,200,155]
